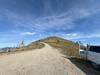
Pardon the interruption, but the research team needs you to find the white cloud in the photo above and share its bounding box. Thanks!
[1,2,100,34]
[65,33,78,37]
[31,5,100,32]
[62,33,100,40]
[20,32,36,36]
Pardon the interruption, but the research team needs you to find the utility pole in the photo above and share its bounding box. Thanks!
[86,44,90,60]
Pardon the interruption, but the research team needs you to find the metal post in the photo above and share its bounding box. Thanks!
[86,44,89,60]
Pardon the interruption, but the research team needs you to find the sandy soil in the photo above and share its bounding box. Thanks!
[0,43,87,75]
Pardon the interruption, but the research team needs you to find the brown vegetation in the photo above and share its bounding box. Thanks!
[14,42,45,51]
[40,36,80,57]
[0,36,79,58]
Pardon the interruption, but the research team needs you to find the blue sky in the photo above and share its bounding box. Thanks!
[0,0,100,48]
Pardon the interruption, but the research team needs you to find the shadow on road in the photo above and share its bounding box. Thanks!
[63,56,100,75]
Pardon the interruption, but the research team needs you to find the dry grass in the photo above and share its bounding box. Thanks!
[17,42,45,50]
[0,36,79,57]
[0,43,85,75]
[47,42,79,57]
[0,42,45,56]
[0,43,99,75]
[40,36,79,57]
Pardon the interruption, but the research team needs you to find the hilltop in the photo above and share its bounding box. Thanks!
[38,36,79,57]
[0,36,99,75]
[20,36,79,57]
[0,36,80,57]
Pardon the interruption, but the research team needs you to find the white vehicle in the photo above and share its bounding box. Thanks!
[80,46,100,68]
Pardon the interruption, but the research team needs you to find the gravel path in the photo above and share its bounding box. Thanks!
[0,43,86,75]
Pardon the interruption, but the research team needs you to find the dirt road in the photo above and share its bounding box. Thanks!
[0,43,86,75]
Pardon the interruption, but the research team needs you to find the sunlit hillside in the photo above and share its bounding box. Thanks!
[39,36,80,57]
